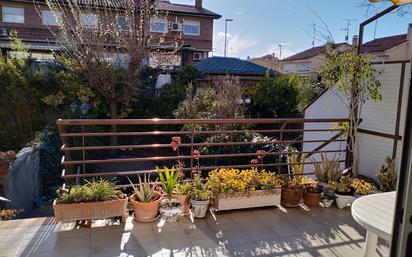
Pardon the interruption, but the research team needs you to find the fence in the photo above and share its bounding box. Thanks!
[56,118,349,187]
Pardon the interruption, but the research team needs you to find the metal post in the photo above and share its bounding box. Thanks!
[224,19,233,57]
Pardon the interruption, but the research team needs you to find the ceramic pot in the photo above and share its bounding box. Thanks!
[281,188,303,208]
[322,199,333,208]
[160,205,182,222]
[335,193,356,209]
[130,191,161,222]
[190,199,209,218]
[175,194,191,216]
[303,192,321,207]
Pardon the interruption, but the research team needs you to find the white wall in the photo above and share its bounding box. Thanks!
[303,62,410,178]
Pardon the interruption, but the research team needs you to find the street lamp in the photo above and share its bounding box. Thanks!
[224,19,234,57]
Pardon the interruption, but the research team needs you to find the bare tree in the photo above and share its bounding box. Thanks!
[38,0,181,143]
[212,75,245,119]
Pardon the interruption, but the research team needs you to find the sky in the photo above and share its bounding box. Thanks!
[172,0,412,59]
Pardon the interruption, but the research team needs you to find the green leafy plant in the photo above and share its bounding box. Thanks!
[56,179,122,204]
[312,154,341,183]
[377,156,397,192]
[128,175,158,202]
[191,174,210,201]
[156,166,180,207]
[288,147,306,185]
[174,181,192,196]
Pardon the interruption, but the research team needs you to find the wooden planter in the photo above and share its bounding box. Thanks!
[53,197,128,223]
[213,189,281,211]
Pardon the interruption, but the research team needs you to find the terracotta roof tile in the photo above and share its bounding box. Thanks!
[361,34,407,54]
[282,43,350,61]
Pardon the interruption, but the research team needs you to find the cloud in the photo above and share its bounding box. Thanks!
[213,31,260,58]
[234,10,244,15]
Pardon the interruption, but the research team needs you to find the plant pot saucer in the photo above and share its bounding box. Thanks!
[133,214,160,223]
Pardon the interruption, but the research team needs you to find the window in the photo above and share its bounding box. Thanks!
[80,13,98,28]
[150,18,168,33]
[2,7,24,23]
[115,15,132,31]
[296,62,311,74]
[41,10,60,26]
[283,64,295,73]
[183,21,200,36]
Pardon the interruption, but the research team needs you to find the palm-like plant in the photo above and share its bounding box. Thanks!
[128,175,158,202]
[157,166,180,207]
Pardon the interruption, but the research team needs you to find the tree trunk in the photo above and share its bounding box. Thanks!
[110,100,118,146]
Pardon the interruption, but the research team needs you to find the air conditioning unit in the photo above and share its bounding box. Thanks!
[171,22,182,32]
[193,52,203,61]
[0,28,8,37]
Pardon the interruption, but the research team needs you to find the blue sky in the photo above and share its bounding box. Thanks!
[173,0,411,59]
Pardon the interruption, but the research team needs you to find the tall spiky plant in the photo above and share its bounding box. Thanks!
[156,166,180,207]
[127,175,157,202]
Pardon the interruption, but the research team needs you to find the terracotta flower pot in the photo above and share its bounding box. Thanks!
[130,191,162,222]
[281,188,302,208]
[175,194,191,216]
[303,192,321,207]
[0,161,9,176]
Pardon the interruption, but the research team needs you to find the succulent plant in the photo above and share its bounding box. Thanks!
[128,175,158,203]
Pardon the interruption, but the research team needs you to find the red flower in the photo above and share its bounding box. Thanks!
[193,149,201,160]
[251,159,259,164]
[171,141,178,151]
[171,136,182,145]
[256,150,267,160]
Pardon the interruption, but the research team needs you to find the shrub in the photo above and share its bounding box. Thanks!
[377,156,397,192]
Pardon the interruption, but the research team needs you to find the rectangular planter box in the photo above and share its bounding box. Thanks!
[53,198,128,223]
[213,189,281,211]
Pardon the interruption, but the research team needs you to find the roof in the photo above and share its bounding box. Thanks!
[250,54,279,62]
[30,0,221,19]
[194,57,279,76]
[282,43,350,61]
[361,34,407,54]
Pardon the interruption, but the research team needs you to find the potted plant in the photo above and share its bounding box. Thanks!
[209,168,282,211]
[0,151,16,176]
[190,174,210,218]
[351,179,377,197]
[302,179,321,207]
[281,148,305,208]
[174,181,192,216]
[377,156,397,192]
[157,166,181,222]
[128,175,161,222]
[321,182,336,208]
[312,154,341,187]
[53,179,128,225]
[334,178,356,209]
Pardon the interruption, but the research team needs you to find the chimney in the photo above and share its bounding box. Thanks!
[195,0,202,8]
[352,35,358,48]
[408,23,412,41]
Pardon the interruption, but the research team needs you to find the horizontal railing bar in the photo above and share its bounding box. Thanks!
[60,128,345,138]
[57,118,349,126]
[61,139,346,152]
[61,149,346,165]
[61,160,346,179]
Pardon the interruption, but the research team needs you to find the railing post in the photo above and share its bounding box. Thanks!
[190,123,195,178]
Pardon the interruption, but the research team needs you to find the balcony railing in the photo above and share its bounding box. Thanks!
[56,118,349,187]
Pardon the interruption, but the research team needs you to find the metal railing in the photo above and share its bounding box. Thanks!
[56,118,349,187]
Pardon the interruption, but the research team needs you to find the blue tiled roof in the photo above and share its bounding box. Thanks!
[194,57,279,76]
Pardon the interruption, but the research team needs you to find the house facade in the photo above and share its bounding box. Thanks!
[0,0,220,66]
[248,54,282,73]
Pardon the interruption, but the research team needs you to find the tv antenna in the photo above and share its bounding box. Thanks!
[310,23,316,47]
[341,18,357,42]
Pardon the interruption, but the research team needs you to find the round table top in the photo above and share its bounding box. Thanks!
[351,191,396,241]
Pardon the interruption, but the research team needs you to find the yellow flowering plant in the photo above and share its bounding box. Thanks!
[208,168,282,195]
[350,179,377,195]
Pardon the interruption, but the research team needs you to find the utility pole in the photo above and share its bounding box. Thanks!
[224,19,234,57]
[278,44,282,60]
[341,18,356,42]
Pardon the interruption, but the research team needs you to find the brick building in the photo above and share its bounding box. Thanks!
[0,0,220,66]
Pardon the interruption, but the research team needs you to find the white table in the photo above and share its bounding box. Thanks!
[351,192,396,257]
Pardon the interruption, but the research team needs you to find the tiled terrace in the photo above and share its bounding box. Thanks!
[0,206,389,257]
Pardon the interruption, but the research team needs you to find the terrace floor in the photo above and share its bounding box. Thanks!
[0,206,389,257]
